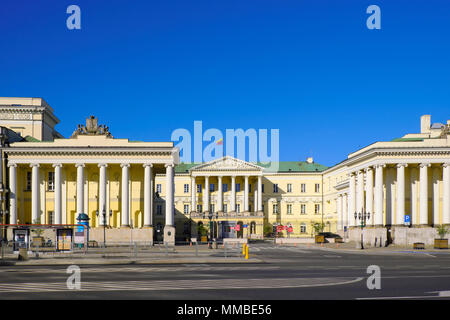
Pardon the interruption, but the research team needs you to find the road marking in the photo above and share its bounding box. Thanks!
[0,266,281,274]
[0,277,364,293]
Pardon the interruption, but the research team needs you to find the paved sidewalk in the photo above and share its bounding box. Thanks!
[0,244,261,266]
[292,241,450,255]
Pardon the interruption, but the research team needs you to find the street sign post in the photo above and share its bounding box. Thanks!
[404,215,411,226]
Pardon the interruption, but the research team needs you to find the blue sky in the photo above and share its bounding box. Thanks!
[1,0,449,167]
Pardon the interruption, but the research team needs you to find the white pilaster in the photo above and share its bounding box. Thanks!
[337,195,342,230]
[53,164,62,225]
[8,164,17,224]
[343,193,348,229]
[396,163,407,226]
[191,176,196,212]
[165,164,174,226]
[204,175,209,212]
[217,176,223,212]
[419,163,430,225]
[257,175,262,212]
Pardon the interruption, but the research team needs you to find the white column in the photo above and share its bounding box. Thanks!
[165,164,174,226]
[191,176,196,212]
[419,163,430,225]
[217,176,223,212]
[75,163,85,216]
[120,163,129,227]
[356,170,365,214]
[443,163,450,225]
[53,164,62,225]
[365,167,374,225]
[396,163,407,226]
[8,164,17,224]
[143,164,153,227]
[231,176,236,212]
[98,163,108,225]
[433,166,440,226]
[411,167,418,226]
[254,187,258,213]
[30,164,40,223]
[244,175,249,212]
[204,176,209,212]
[343,193,348,228]
[348,172,356,226]
[257,175,262,212]
[374,165,384,226]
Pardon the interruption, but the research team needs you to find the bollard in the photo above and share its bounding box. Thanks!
[242,243,247,255]
[245,244,249,260]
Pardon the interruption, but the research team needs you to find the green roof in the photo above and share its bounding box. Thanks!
[391,137,424,142]
[175,161,327,173]
[24,135,40,142]
[257,161,328,173]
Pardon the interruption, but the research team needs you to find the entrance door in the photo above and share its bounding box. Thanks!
[219,221,236,239]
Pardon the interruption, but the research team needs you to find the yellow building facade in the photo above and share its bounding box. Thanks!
[0,97,449,245]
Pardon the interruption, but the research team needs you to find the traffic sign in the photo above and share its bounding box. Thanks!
[288,227,293,233]
[235,225,241,231]
[243,224,248,228]
[283,225,287,231]
[404,215,411,226]
[277,225,283,232]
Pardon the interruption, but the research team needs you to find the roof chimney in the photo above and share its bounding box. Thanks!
[420,115,431,134]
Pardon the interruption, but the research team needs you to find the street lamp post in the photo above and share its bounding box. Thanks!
[96,207,112,248]
[354,211,370,249]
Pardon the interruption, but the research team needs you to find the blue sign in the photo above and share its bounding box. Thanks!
[404,215,411,226]
[243,224,248,228]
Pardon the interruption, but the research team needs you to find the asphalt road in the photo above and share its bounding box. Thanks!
[1,243,450,300]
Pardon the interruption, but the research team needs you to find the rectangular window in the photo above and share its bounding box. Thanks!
[287,204,292,215]
[273,184,279,193]
[156,184,162,193]
[197,184,202,193]
[223,184,228,192]
[197,204,202,212]
[315,204,320,214]
[262,184,265,193]
[249,184,252,193]
[183,204,189,214]
[210,204,215,213]
[156,205,162,215]
[301,204,306,214]
[184,184,189,193]
[236,204,240,213]
[287,183,292,193]
[210,184,215,192]
[48,211,54,224]
[273,203,278,214]
[223,204,228,213]
[48,172,55,191]
[315,183,320,193]
[26,172,32,191]
[301,184,306,193]
[300,224,307,233]
[236,183,240,192]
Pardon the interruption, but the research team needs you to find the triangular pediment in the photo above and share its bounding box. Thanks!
[189,156,263,172]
